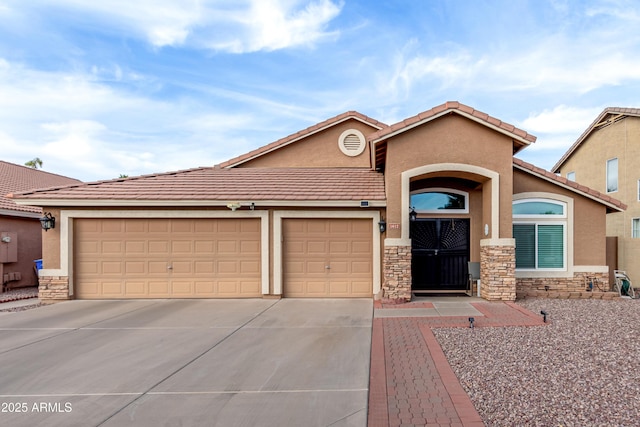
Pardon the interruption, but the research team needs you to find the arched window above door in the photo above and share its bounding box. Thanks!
[410,188,469,214]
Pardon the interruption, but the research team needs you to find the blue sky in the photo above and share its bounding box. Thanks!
[1,0,639,182]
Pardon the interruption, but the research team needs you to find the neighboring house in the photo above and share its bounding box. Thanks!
[10,102,624,303]
[552,107,640,284]
[0,161,81,291]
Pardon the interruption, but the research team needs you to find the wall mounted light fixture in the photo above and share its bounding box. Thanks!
[378,218,387,233]
[226,202,241,211]
[409,207,417,222]
[39,212,56,231]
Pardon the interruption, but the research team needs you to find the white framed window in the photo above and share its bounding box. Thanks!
[633,218,640,238]
[410,188,469,214]
[567,171,575,181]
[607,158,618,193]
[513,199,567,270]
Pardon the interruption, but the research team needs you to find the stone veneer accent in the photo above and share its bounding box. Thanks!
[480,240,516,301]
[383,245,412,302]
[38,275,71,302]
[516,271,610,298]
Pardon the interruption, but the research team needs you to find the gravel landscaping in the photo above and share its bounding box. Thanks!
[434,298,640,427]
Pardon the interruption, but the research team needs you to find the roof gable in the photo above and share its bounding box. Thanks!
[218,111,387,168]
[552,107,640,173]
[369,101,536,170]
[513,157,625,213]
[0,161,81,216]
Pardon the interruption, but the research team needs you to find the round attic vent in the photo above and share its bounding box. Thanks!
[338,129,366,157]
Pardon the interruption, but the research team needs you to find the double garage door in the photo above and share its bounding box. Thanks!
[74,218,262,299]
[74,217,373,299]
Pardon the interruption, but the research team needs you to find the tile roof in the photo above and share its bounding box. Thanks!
[0,161,82,215]
[513,157,626,212]
[9,167,386,205]
[552,107,640,172]
[368,101,537,145]
[217,111,387,168]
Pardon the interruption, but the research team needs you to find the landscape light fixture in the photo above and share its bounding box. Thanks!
[468,317,475,329]
[378,218,387,233]
[39,212,56,231]
[540,310,548,323]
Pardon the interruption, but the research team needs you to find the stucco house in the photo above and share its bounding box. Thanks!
[9,102,625,303]
[552,107,640,284]
[1,161,81,291]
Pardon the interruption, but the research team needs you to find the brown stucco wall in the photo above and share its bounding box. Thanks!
[557,116,640,281]
[513,168,607,265]
[41,208,62,269]
[236,119,378,168]
[383,113,514,239]
[0,215,42,289]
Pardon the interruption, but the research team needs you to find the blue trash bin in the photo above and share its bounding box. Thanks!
[34,259,43,270]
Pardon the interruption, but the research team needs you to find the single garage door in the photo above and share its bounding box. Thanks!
[283,218,373,297]
[74,218,261,299]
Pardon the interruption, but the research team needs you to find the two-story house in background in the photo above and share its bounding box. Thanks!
[553,107,640,285]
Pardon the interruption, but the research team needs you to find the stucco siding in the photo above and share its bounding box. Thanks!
[556,116,640,281]
[384,114,513,240]
[513,168,607,266]
[236,119,377,168]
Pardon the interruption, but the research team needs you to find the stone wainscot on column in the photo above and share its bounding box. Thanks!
[383,245,412,302]
[480,238,516,301]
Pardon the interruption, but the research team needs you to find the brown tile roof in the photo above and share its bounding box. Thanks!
[368,101,537,145]
[9,167,386,205]
[513,157,626,212]
[551,107,640,172]
[1,161,82,215]
[217,111,388,168]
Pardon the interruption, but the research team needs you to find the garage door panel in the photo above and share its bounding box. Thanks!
[125,221,146,233]
[240,261,260,274]
[102,221,124,233]
[125,241,145,254]
[195,241,215,253]
[149,261,168,274]
[148,281,170,295]
[102,241,122,254]
[240,240,260,253]
[329,261,349,274]
[75,218,261,299]
[102,261,122,274]
[125,261,145,274]
[102,282,123,296]
[351,241,371,253]
[351,261,372,274]
[329,241,349,254]
[148,241,170,253]
[217,240,237,253]
[148,221,169,233]
[194,261,215,273]
[283,218,372,298]
[77,261,99,274]
[307,241,327,254]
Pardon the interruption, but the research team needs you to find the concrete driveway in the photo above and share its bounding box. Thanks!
[0,299,372,427]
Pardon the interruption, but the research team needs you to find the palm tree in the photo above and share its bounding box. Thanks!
[25,157,43,169]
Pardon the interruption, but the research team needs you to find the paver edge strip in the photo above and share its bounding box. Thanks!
[419,324,485,427]
[367,318,389,427]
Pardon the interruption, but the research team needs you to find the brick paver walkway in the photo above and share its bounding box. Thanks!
[368,301,546,427]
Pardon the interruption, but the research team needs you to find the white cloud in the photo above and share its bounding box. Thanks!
[0,58,263,181]
[11,0,343,51]
[520,105,602,134]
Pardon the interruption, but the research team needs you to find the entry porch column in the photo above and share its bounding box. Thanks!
[480,238,516,301]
